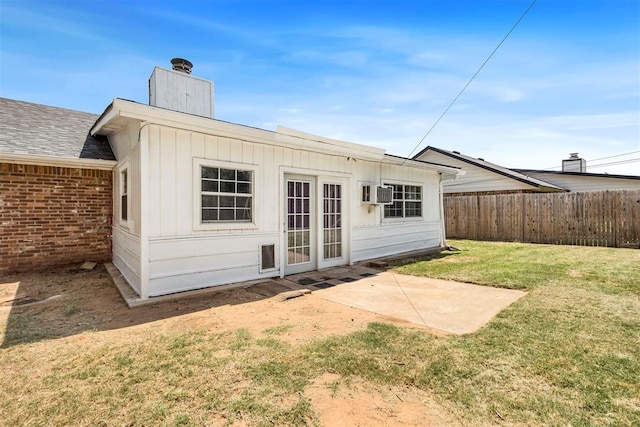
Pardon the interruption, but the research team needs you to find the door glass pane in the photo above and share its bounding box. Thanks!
[287,179,312,265]
[322,183,342,260]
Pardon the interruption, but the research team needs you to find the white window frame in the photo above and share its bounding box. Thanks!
[118,163,130,227]
[192,158,259,231]
[382,181,423,222]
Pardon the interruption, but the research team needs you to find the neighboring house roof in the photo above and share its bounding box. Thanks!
[512,169,640,181]
[413,146,565,192]
[0,97,115,161]
[512,169,640,192]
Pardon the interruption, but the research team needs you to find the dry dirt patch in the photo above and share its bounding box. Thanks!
[1,264,457,425]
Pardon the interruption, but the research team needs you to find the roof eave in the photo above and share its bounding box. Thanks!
[382,153,464,175]
[0,152,116,170]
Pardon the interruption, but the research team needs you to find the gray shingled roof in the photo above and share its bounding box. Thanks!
[413,146,566,191]
[0,97,115,161]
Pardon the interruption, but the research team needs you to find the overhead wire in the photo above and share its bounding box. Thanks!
[404,0,538,162]
[585,158,640,169]
[541,150,640,170]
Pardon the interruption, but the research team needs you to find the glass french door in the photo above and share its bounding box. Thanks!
[322,183,342,260]
[285,176,316,274]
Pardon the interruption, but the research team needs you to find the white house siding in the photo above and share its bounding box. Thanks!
[351,222,442,261]
[417,151,534,193]
[111,123,143,294]
[147,233,278,296]
[141,123,446,296]
[112,228,142,295]
[518,172,640,192]
[351,161,443,260]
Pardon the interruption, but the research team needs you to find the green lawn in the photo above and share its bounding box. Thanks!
[389,240,640,425]
[1,240,639,426]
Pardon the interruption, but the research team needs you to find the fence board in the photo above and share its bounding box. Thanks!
[443,190,640,248]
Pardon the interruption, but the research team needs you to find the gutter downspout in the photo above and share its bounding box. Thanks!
[138,122,151,299]
[438,172,448,249]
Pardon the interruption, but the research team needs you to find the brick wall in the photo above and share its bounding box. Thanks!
[0,162,112,273]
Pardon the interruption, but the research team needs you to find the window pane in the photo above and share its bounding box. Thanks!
[237,208,252,221]
[219,196,235,207]
[220,168,235,180]
[406,202,422,217]
[202,195,219,207]
[122,170,128,194]
[237,170,251,182]
[121,195,128,221]
[202,180,219,192]
[238,196,251,209]
[202,208,218,222]
[201,167,218,179]
[220,181,235,193]
[237,182,251,194]
[219,209,234,221]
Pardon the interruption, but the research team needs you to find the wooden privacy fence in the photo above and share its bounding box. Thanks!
[443,190,640,248]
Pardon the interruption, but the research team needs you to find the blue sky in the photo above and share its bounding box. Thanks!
[1,0,639,174]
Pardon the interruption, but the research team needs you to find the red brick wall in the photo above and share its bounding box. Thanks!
[0,162,112,273]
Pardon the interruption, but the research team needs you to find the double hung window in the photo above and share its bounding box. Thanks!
[383,184,422,218]
[120,168,128,223]
[200,166,252,223]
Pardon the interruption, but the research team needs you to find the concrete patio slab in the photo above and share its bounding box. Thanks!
[286,267,527,334]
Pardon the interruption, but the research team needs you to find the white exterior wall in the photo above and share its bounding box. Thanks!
[417,151,534,193]
[141,123,445,297]
[518,171,640,192]
[110,122,143,294]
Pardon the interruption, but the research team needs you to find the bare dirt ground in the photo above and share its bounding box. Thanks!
[0,264,460,426]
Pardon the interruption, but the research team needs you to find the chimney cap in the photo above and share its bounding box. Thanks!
[569,152,580,159]
[171,58,193,74]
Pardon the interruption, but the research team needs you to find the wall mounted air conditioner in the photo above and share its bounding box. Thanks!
[362,185,393,205]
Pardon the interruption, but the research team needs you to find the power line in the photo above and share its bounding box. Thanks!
[588,150,640,163]
[404,0,538,161]
[542,151,640,170]
[586,158,640,169]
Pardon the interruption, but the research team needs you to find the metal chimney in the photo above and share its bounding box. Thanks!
[171,58,193,74]
[562,153,586,173]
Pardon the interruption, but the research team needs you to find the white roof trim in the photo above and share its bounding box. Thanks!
[276,126,385,159]
[0,152,116,170]
[382,154,464,175]
[92,99,390,161]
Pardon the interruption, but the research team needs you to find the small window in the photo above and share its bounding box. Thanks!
[200,166,253,223]
[383,184,422,218]
[121,169,128,222]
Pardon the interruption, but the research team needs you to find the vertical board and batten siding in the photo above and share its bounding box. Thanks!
[444,190,640,247]
[111,126,143,294]
[145,125,354,295]
[143,124,446,296]
[351,162,443,261]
